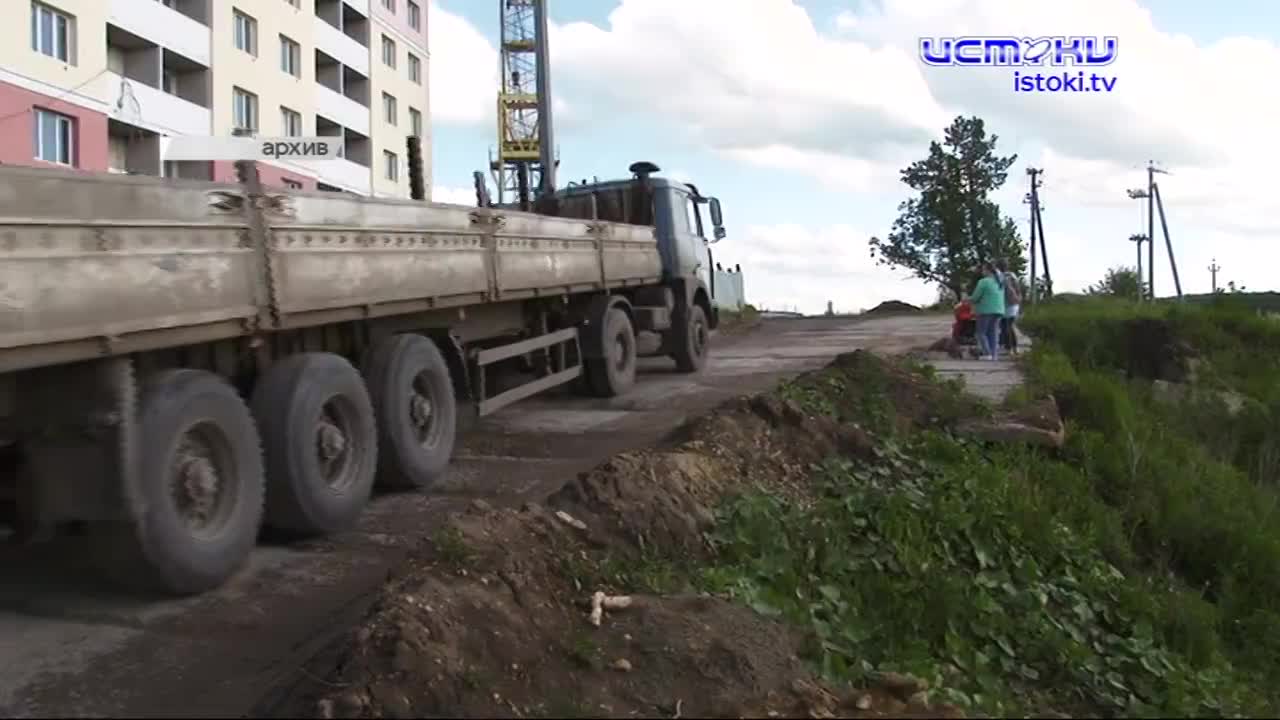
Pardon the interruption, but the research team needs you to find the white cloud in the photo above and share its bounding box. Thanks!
[551,1,950,159]
[834,10,859,33]
[428,2,498,126]
[431,184,478,206]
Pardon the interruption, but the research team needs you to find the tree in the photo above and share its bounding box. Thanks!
[869,116,1027,300]
[1086,266,1144,300]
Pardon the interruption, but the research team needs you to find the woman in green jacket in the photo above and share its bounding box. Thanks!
[969,262,1006,360]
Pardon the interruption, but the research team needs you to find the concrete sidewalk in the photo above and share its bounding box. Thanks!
[927,332,1034,404]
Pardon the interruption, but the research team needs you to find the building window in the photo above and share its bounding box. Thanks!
[382,0,395,11]
[381,35,395,68]
[233,9,257,56]
[382,92,397,125]
[281,106,302,136]
[408,1,420,30]
[409,107,422,137]
[31,2,73,64]
[282,178,302,189]
[33,108,74,165]
[280,34,300,77]
[408,53,421,84]
[384,150,398,181]
[232,87,258,132]
[162,69,178,94]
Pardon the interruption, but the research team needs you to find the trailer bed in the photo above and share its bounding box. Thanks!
[0,166,662,373]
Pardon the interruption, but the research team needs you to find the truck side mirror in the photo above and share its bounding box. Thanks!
[714,226,727,241]
[709,197,723,227]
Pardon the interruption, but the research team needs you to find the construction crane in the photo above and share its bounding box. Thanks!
[489,0,557,210]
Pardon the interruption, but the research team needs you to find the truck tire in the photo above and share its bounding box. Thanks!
[584,308,637,397]
[251,353,377,536]
[672,302,710,373]
[361,334,457,490]
[94,369,265,596]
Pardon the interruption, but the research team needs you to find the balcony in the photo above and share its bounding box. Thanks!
[108,119,161,176]
[297,157,371,194]
[341,0,370,17]
[316,84,370,135]
[313,16,369,75]
[104,71,211,136]
[107,0,210,67]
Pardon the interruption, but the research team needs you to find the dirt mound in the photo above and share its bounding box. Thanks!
[865,300,922,316]
[307,352,970,719]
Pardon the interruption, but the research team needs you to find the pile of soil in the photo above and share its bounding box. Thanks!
[865,300,922,316]
[306,352,973,719]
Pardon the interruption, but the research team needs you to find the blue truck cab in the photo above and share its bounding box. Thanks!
[544,162,727,328]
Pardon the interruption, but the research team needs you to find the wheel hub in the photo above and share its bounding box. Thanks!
[177,452,219,525]
[409,393,433,430]
[317,420,348,462]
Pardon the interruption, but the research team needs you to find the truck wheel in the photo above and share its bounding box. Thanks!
[672,303,710,373]
[362,334,457,490]
[585,308,637,397]
[94,369,265,595]
[251,353,377,536]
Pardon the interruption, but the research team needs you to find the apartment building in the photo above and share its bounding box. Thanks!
[0,0,431,196]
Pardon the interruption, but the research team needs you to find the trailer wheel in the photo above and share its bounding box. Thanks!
[94,369,265,595]
[585,308,637,397]
[251,353,377,536]
[362,334,457,490]
[672,302,710,373]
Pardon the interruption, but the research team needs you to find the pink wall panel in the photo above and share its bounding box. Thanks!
[0,80,108,171]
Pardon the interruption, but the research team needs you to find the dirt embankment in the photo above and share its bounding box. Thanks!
[306,352,980,719]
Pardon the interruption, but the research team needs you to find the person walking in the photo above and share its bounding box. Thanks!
[996,260,1022,355]
[968,261,1006,360]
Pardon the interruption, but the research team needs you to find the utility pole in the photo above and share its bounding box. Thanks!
[1025,168,1049,303]
[1209,258,1221,293]
[1024,189,1037,304]
[1126,187,1150,300]
[1151,179,1183,299]
[1129,233,1146,297]
[1141,160,1173,298]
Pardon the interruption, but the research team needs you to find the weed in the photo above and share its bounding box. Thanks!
[566,632,599,670]
[430,526,475,568]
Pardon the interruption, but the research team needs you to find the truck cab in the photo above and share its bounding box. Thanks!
[537,162,727,326]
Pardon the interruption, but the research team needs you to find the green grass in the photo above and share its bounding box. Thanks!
[700,431,1270,716]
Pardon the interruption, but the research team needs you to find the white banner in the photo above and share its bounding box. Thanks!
[164,136,343,161]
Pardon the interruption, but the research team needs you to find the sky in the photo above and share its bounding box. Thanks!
[426,0,1279,314]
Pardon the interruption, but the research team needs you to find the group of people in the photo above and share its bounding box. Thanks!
[958,260,1022,360]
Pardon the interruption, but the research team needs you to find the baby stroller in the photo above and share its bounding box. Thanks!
[952,299,977,345]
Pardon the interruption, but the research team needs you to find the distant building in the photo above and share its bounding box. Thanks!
[2,0,429,196]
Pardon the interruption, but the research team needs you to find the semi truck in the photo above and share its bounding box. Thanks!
[0,157,726,595]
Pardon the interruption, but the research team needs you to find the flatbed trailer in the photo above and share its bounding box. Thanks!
[0,159,726,595]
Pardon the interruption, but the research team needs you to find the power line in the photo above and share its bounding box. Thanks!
[0,69,112,125]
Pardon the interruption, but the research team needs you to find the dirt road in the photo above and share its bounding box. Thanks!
[0,314,950,718]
